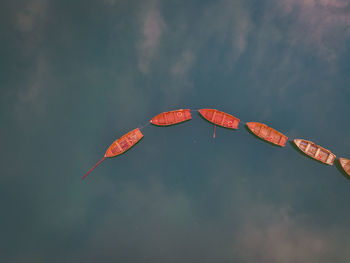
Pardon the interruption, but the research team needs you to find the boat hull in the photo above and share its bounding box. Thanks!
[105,128,144,158]
[150,109,192,126]
[293,139,336,165]
[246,122,288,147]
[339,158,350,176]
[199,109,239,129]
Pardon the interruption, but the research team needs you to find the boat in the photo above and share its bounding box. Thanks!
[246,122,288,147]
[293,139,336,165]
[150,109,192,126]
[105,128,144,157]
[198,109,240,129]
[82,128,144,179]
[338,158,350,176]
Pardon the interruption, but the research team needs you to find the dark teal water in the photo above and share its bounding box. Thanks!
[2,0,350,262]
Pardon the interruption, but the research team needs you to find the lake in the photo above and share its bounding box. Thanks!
[2,0,350,262]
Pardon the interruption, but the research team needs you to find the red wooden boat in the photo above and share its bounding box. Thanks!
[150,109,192,126]
[198,109,240,129]
[82,128,144,179]
[338,158,350,176]
[293,139,336,165]
[104,128,144,157]
[246,122,288,147]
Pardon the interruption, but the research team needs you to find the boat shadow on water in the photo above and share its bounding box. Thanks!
[334,159,350,181]
[289,141,350,181]
[244,125,282,148]
[288,141,331,166]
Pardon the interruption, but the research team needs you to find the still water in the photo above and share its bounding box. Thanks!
[2,0,350,262]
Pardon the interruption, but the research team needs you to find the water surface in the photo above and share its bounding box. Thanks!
[2,0,350,262]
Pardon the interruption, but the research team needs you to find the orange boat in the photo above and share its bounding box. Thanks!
[293,139,336,165]
[338,158,350,176]
[198,109,240,129]
[82,128,144,179]
[104,128,144,157]
[246,122,288,147]
[150,109,192,126]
